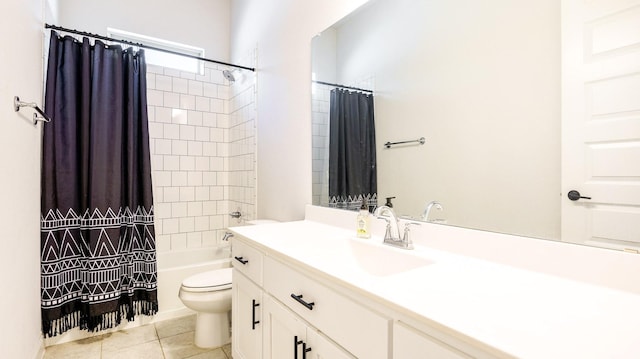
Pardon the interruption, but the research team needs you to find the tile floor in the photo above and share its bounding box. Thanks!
[43,315,232,359]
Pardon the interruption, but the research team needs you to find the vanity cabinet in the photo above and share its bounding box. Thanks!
[232,234,482,359]
[232,235,387,359]
[232,237,266,359]
[263,295,355,359]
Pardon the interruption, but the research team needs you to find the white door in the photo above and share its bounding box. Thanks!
[232,271,263,359]
[562,0,640,250]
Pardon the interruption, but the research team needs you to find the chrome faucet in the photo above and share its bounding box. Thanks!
[422,201,443,222]
[222,231,234,241]
[374,206,416,250]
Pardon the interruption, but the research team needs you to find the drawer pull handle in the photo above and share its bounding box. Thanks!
[291,293,315,310]
[234,256,249,265]
[251,299,260,330]
[294,335,303,359]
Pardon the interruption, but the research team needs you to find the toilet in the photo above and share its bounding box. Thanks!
[179,267,233,348]
[178,219,278,348]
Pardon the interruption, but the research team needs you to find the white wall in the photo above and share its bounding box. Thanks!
[230,0,369,221]
[0,0,47,357]
[315,0,560,239]
[57,0,230,61]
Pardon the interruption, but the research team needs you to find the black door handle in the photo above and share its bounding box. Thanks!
[294,336,303,359]
[303,342,312,359]
[568,190,591,201]
[291,293,315,310]
[251,299,260,330]
[234,256,249,265]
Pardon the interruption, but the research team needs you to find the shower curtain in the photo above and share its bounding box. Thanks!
[328,88,377,210]
[40,32,158,337]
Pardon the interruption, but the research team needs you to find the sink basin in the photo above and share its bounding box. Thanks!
[347,239,433,277]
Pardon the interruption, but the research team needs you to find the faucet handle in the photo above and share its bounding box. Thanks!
[403,221,420,233]
[402,222,420,246]
[374,214,394,241]
[384,222,393,240]
[404,221,421,228]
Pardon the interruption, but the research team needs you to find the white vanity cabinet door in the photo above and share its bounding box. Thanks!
[393,322,471,359]
[232,270,263,359]
[263,295,307,359]
[306,328,356,359]
[263,295,354,359]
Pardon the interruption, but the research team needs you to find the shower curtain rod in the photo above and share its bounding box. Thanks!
[313,80,373,93]
[44,24,255,72]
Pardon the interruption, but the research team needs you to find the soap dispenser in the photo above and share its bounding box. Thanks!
[356,202,371,239]
[385,197,396,208]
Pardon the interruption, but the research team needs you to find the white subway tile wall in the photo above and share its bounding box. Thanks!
[227,53,257,226]
[147,60,256,253]
[311,83,331,207]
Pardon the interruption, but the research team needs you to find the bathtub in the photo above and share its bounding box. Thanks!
[156,246,231,321]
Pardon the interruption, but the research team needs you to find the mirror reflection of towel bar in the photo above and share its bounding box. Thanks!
[14,96,51,125]
[384,137,425,149]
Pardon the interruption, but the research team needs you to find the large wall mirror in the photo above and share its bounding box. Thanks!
[311,0,640,251]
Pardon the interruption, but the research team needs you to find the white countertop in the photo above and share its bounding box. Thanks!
[230,219,640,358]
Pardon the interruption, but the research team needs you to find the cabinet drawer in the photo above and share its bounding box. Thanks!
[231,237,264,285]
[264,256,389,359]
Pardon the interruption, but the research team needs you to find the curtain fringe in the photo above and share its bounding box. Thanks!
[42,299,158,338]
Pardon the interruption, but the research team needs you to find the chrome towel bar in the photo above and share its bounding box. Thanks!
[384,136,425,149]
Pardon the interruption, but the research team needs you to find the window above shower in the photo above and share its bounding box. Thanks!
[107,28,205,75]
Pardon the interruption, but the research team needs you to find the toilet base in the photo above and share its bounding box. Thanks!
[194,310,231,348]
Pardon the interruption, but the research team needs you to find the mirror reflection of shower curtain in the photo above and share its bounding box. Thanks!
[328,88,377,211]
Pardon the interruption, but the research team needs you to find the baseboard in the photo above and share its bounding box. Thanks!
[34,341,46,359]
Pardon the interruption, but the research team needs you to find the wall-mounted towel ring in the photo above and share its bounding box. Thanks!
[14,96,51,125]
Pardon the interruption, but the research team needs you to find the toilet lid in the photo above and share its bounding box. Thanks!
[182,268,232,292]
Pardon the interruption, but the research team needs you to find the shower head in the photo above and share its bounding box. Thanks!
[223,69,235,83]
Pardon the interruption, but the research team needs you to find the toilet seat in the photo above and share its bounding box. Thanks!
[181,268,233,293]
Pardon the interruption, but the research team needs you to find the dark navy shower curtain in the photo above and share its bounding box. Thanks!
[328,88,377,210]
[40,32,158,337]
